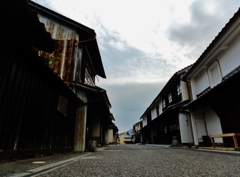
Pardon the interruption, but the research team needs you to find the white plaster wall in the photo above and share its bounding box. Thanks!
[179,113,193,143]
[204,107,223,143]
[151,107,157,120]
[218,34,240,77]
[194,111,207,143]
[194,70,209,96]
[181,81,189,101]
[190,111,199,145]
[135,122,141,132]
[159,102,163,115]
[108,129,114,143]
[142,117,147,127]
[190,79,197,100]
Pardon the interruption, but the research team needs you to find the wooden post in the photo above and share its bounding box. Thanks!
[233,134,239,148]
[211,137,215,148]
[74,105,87,152]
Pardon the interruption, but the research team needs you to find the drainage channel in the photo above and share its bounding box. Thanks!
[9,153,92,177]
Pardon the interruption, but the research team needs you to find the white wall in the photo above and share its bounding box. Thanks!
[194,111,207,143]
[181,81,189,100]
[135,122,142,132]
[204,107,223,143]
[108,129,114,143]
[218,35,240,77]
[151,107,157,120]
[194,70,209,96]
[179,113,193,143]
[159,101,163,115]
[142,117,147,127]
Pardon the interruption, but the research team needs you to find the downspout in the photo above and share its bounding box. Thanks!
[181,78,197,145]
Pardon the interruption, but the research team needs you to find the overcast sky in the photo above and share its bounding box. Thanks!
[33,0,240,133]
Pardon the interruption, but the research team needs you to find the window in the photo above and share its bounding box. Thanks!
[177,83,181,96]
[162,99,166,108]
[168,93,172,103]
[208,61,222,88]
[84,68,95,86]
[57,96,68,116]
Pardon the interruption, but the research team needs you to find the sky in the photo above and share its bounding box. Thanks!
[33,0,240,133]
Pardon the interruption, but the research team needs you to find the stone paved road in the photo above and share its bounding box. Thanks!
[36,145,240,177]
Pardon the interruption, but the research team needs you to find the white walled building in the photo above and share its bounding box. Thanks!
[183,8,240,147]
[140,65,193,144]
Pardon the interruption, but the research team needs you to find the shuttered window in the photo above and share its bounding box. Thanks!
[208,61,222,88]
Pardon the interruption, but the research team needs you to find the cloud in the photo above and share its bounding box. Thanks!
[167,0,240,61]
[93,18,177,83]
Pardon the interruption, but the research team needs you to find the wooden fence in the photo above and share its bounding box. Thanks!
[0,48,81,159]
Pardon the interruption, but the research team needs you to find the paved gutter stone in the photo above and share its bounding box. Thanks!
[16,153,91,177]
[0,152,92,177]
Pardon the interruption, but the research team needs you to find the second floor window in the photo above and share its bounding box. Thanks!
[168,93,172,103]
[84,68,95,86]
[162,99,166,108]
[177,83,181,96]
[208,61,222,88]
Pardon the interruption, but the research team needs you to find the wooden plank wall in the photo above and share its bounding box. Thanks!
[0,48,79,158]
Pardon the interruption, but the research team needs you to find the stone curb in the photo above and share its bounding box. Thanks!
[9,153,92,177]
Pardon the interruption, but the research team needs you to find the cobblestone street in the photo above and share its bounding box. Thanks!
[38,145,240,177]
[44,145,240,177]
[3,144,240,177]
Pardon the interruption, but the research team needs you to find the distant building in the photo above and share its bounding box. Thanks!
[139,65,192,145]
[133,121,142,144]
[119,133,132,144]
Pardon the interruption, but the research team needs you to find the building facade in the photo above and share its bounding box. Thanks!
[140,66,193,145]
[183,8,240,147]
[0,0,117,159]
